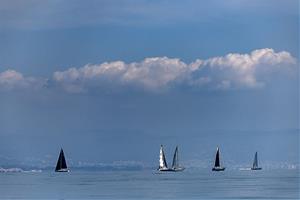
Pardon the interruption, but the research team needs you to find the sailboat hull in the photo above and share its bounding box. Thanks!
[158,168,174,172]
[251,167,262,170]
[171,167,185,172]
[212,167,225,171]
[158,167,185,172]
[55,169,69,172]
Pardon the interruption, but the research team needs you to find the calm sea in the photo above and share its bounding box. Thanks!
[0,169,298,199]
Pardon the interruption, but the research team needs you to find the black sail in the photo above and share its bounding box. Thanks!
[162,148,168,168]
[172,146,179,169]
[214,148,220,167]
[253,152,258,168]
[55,148,68,171]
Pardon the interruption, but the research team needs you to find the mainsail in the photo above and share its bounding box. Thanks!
[253,152,258,168]
[212,147,225,171]
[55,148,68,172]
[251,151,262,170]
[159,145,168,169]
[214,147,220,167]
[171,146,179,169]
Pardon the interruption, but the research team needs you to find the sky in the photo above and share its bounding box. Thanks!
[0,0,299,169]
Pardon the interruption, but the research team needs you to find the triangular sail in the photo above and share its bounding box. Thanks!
[159,145,168,169]
[214,147,220,167]
[55,149,68,171]
[253,152,258,168]
[172,146,179,169]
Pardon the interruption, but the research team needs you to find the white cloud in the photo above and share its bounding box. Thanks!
[0,69,45,90]
[122,57,190,89]
[202,48,296,89]
[53,48,296,92]
[53,57,194,92]
[1,48,296,92]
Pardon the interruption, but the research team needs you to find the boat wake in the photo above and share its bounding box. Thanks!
[0,167,42,173]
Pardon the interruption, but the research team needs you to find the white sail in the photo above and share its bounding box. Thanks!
[159,145,168,169]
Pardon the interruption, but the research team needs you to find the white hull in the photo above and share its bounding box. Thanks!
[171,167,185,172]
[55,168,69,172]
[158,167,185,172]
[212,167,225,171]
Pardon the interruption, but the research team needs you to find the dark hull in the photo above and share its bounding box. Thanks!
[212,167,225,171]
[251,167,262,170]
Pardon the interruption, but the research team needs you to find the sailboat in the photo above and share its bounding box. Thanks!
[212,147,225,171]
[170,146,185,171]
[251,152,262,170]
[158,145,185,172]
[158,145,170,171]
[55,148,69,172]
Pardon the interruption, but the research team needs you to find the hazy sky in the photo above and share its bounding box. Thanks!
[0,0,298,169]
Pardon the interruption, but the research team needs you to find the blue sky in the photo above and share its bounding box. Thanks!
[0,0,299,169]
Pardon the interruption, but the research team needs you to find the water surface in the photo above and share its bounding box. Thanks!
[0,169,298,199]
